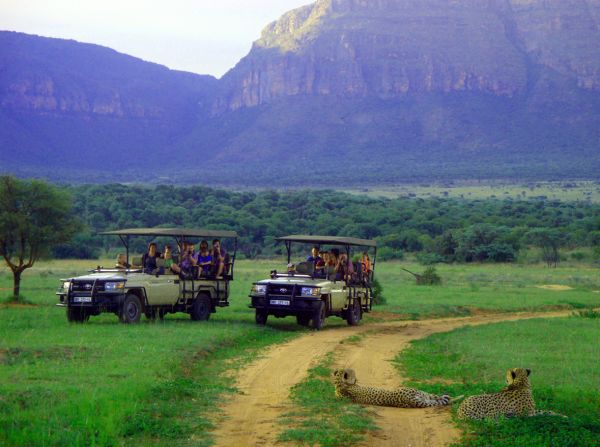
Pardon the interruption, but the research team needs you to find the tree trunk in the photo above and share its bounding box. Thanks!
[12,269,21,301]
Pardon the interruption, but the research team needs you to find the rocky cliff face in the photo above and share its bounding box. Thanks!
[0,31,216,121]
[216,0,600,112]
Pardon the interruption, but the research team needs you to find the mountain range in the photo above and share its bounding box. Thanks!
[2,0,600,185]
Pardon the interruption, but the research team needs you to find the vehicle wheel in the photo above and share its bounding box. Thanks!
[190,294,211,321]
[67,307,89,323]
[296,314,311,326]
[119,294,142,324]
[311,301,326,330]
[255,310,268,325]
[346,299,362,326]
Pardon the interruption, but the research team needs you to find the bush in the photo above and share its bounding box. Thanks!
[417,266,442,285]
[370,276,386,305]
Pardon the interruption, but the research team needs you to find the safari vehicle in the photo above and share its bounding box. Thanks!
[56,228,237,323]
[249,235,376,330]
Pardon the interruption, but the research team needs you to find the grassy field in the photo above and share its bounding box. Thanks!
[1,258,600,446]
[374,260,600,319]
[0,259,305,446]
[397,316,600,446]
[343,180,600,203]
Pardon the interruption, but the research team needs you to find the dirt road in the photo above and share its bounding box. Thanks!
[212,310,572,447]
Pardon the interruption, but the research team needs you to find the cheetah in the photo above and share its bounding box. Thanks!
[332,368,457,408]
[458,368,566,420]
[458,368,538,419]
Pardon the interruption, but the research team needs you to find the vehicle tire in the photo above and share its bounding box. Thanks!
[67,307,89,323]
[296,314,311,326]
[190,294,211,321]
[346,299,362,326]
[255,310,268,325]
[311,301,326,330]
[119,294,142,324]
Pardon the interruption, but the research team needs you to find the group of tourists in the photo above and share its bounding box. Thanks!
[115,239,229,279]
[303,246,372,282]
[114,241,372,284]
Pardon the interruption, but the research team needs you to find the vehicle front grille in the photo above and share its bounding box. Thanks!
[267,284,294,296]
[71,281,104,292]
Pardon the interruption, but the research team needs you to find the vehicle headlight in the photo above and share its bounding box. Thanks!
[301,287,321,297]
[62,281,71,291]
[251,284,267,295]
[105,281,125,291]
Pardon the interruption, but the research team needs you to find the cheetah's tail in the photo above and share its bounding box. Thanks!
[448,395,465,404]
[533,410,568,419]
[421,393,463,407]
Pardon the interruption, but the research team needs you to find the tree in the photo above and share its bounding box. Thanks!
[0,176,79,301]
[525,228,565,267]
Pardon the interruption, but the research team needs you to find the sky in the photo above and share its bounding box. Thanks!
[0,0,311,78]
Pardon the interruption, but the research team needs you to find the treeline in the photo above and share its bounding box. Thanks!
[54,184,600,263]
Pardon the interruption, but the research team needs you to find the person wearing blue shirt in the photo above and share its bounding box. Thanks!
[306,246,323,264]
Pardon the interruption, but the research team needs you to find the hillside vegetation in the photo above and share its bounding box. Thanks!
[54,185,600,265]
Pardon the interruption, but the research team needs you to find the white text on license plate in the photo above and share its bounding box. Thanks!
[73,297,92,303]
[270,299,290,306]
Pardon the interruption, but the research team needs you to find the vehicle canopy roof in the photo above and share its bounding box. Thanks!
[100,228,238,239]
[276,235,376,248]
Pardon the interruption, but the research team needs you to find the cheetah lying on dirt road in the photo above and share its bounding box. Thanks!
[332,368,460,408]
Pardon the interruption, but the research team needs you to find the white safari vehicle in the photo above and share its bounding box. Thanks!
[249,235,377,330]
[56,228,237,323]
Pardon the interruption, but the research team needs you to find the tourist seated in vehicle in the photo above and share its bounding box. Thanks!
[195,240,212,277]
[179,241,197,278]
[142,242,163,274]
[306,246,323,264]
[319,251,332,278]
[306,246,325,277]
[162,245,181,275]
[212,239,228,279]
[335,253,355,282]
[115,253,130,269]
[361,252,372,282]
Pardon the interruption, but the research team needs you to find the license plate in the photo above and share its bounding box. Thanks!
[73,297,92,303]
[270,299,290,306]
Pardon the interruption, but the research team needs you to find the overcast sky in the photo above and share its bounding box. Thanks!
[0,0,310,78]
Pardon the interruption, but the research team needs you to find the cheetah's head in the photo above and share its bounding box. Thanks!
[505,368,531,388]
[332,368,357,387]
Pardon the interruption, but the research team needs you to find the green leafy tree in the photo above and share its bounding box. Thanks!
[525,228,565,267]
[0,176,79,301]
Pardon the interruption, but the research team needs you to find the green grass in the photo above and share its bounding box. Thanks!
[396,317,600,446]
[373,261,600,319]
[0,259,306,446]
[278,353,378,447]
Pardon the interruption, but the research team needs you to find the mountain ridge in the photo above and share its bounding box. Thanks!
[1,0,600,184]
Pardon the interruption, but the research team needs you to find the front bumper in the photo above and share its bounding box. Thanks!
[56,292,127,312]
[249,294,322,316]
